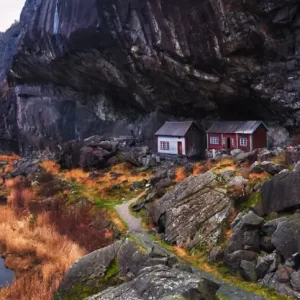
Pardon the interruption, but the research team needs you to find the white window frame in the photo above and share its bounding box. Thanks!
[160,141,170,150]
[210,136,219,145]
[240,137,247,146]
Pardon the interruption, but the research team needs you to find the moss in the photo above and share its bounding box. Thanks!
[57,258,122,300]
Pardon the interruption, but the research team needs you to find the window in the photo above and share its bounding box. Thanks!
[240,138,247,146]
[160,141,170,150]
[210,136,219,145]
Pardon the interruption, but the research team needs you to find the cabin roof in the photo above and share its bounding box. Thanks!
[155,121,196,137]
[206,121,268,134]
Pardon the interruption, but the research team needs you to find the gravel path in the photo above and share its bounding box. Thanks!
[115,196,145,232]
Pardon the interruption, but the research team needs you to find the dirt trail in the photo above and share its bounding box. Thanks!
[115,196,145,232]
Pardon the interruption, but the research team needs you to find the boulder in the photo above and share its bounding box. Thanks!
[60,234,226,300]
[256,253,281,279]
[152,171,234,249]
[249,162,264,174]
[84,135,104,146]
[271,215,300,259]
[224,250,257,271]
[208,247,224,262]
[12,158,41,177]
[240,260,257,282]
[275,264,294,284]
[226,211,263,254]
[98,141,113,152]
[285,253,300,270]
[257,149,273,163]
[233,149,258,165]
[291,270,300,292]
[155,178,173,190]
[261,171,300,213]
[150,169,168,185]
[262,217,288,237]
[58,140,85,169]
[120,147,150,166]
[79,146,111,169]
[260,236,275,252]
[260,161,285,175]
[228,176,248,189]
[231,149,244,158]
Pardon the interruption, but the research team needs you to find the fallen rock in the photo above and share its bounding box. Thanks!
[275,264,294,283]
[228,176,248,189]
[256,253,281,279]
[150,169,168,185]
[240,260,257,282]
[262,217,288,237]
[233,149,258,165]
[155,178,173,190]
[260,161,285,175]
[12,158,41,177]
[261,171,300,213]
[260,236,275,252]
[224,250,257,271]
[257,149,273,163]
[249,162,264,174]
[231,149,244,157]
[291,270,300,292]
[226,211,263,254]
[79,146,111,169]
[153,171,233,249]
[271,215,300,259]
[208,246,224,262]
[84,135,104,146]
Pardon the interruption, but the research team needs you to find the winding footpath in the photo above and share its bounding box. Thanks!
[115,195,266,300]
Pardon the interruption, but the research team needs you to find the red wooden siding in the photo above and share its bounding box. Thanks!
[253,125,268,149]
[207,133,223,150]
[237,134,251,152]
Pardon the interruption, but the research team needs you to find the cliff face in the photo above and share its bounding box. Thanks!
[1,0,300,153]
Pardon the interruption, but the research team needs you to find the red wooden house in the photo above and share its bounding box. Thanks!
[206,121,268,152]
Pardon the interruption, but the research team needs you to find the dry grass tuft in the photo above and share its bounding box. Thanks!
[175,167,186,182]
[0,208,85,300]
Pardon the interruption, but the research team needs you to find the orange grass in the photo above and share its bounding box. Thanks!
[0,208,85,300]
[248,172,269,181]
[40,160,61,175]
[175,167,186,182]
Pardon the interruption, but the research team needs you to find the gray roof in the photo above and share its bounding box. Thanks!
[206,121,268,134]
[155,121,195,137]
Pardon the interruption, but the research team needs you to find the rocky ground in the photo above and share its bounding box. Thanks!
[3,136,300,299]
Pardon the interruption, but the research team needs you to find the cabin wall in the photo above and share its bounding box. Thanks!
[207,133,223,150]
[237,134,251,152]
[253,125,268,149]
[185,125,204,157]
[222,133,237,150]
[157,136,186,155]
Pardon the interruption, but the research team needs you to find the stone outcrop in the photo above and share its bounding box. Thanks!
[152,171,234,249]
[59,232,264,300]
[261,171,300,214]
[0,0,300,152]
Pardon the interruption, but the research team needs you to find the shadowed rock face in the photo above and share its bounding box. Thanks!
[1,0,300,152]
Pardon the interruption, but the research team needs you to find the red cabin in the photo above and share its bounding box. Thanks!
[206,121,268,152]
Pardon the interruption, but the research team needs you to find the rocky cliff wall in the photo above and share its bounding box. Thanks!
[1,0,300,153]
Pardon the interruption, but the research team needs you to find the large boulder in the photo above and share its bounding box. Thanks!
[260,161,285,175]
[59,233,228,300]
[261,171,300,214]
[225,211,263,254]
[79,146,111,169]
[153,171,234,249]
[11,158,41,177]
[257,149,273,163]
[120,147,150,167]
[233,149,258,165]
[271,215,300,260]
[262,217,288,237]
